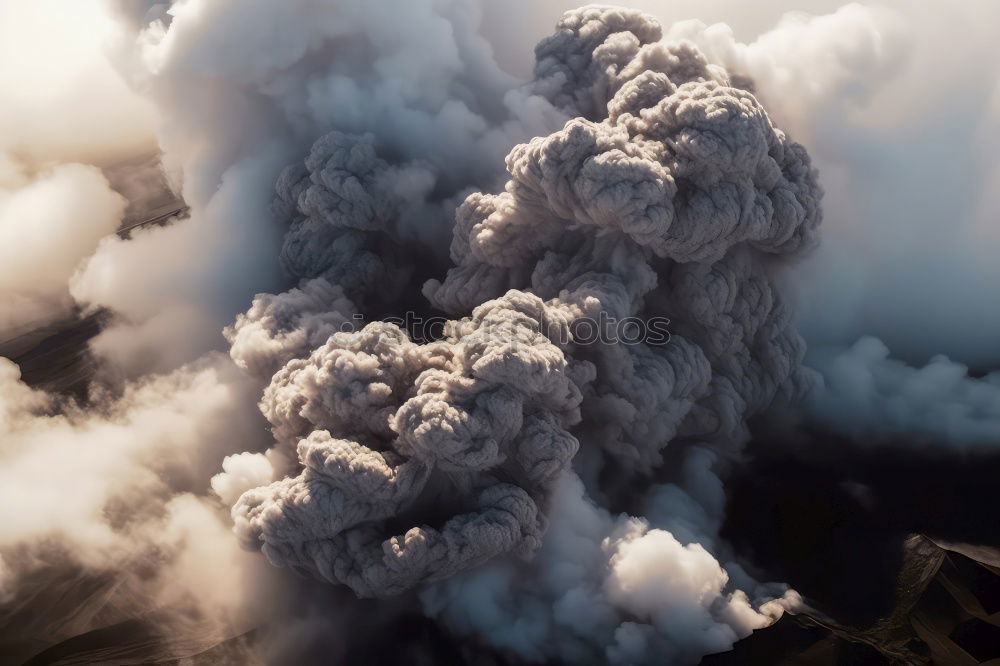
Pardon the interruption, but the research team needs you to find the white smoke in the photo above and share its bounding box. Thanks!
[0,165,125,336]
[0,0,154,167]
[423,467,798,665]
[0,354,282,659]
[0,0,155,337]
[787,2,1000,367]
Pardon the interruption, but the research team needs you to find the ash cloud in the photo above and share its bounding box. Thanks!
[222,6,819,663]
[2,1,998,664]
[68,0,569,377]
[660,1,1000,369]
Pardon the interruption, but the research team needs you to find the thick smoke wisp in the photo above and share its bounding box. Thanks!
[0,165,126,336]
[422,463,799,664]
[0,354,283,662]
[222,6,819,662]
[70,0,569,378]
[807,336,1000,448]
[0,0,155,338]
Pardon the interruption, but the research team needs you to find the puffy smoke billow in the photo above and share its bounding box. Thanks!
[422,461,799,664]
[806,336,1000,449]
[0,355,285,662]
[69,0,570,376]
[232,291,590,596]
[0,165,126,336]
[224,6,820,662]
[6,1,997,664]
[0,0,155,338]
[658,1,1000,369]
[607,1,1000,457]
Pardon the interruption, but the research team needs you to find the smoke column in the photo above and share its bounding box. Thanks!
[218,7,816,663]
[1,1,998,664]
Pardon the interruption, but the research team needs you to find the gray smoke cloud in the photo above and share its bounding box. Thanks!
[425,6,821,467]
[226,277,358,380]
[806,336,1000,449]
[69,0,568,377]
[424,469,799,664]
[4,1,996,664]
[220,6,818,662]
[233,292,589,596]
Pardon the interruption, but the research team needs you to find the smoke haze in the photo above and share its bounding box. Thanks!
[0,1,997,664]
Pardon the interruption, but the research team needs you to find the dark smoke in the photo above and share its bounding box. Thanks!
[221,6,819,663]
[4,2,997,665]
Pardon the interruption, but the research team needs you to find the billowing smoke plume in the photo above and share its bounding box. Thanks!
[69,0,568,377]
[221,7,818,662]
[3,1,998,664]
